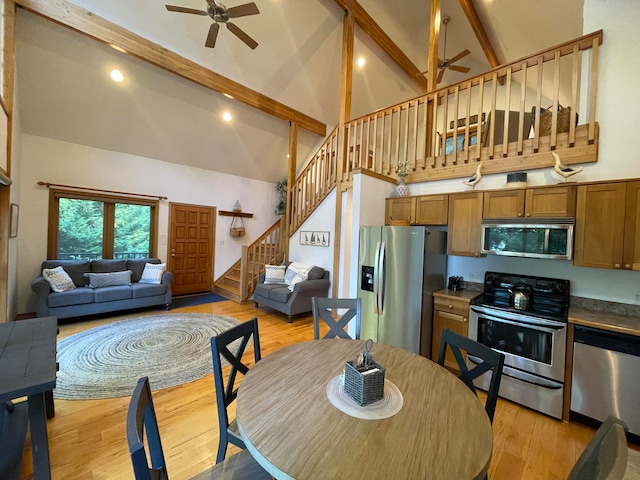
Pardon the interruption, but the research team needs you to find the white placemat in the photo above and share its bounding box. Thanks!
[325,375,404,420]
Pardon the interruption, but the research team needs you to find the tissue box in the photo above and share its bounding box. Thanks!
[343,360,385,406]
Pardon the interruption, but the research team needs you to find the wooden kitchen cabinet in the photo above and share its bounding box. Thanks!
[447,192,483,257]
[432,292,474,372]
[483,185,576,219]
[573,182,640,270]
[415,194,448,225]
[385,194,449,225]
[385,197,415,225]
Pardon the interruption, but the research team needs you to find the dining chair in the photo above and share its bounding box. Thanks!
[437,328,505,423]
[567,416,629,480]
[126,376,270,480]
[311,297,361,340]
[211,317,261,463]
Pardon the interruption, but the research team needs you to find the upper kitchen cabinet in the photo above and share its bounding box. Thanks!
[415,194,448,225]
[483,186,576,219]
[385,197,415,225]
[385,194,449,226]
[574,181,640,270]
[448,192,484,257]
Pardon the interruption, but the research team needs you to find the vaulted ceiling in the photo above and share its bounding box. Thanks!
[15,0,584,183]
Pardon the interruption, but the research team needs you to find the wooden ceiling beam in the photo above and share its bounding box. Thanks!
[333,0,427,93]
[14,0,327,137]
[458,0,500,69]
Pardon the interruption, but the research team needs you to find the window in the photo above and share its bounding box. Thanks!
[48,189,158,260]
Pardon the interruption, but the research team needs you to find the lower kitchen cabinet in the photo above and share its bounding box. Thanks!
[432,290,477,372]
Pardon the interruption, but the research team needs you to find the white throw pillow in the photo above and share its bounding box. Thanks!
[264,264,286,284]
[42,266,76,293]
[139,263,166,284]
[85,271,132,288]
[285,262,314,292]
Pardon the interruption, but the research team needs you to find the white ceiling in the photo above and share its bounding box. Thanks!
[15,0,584,184]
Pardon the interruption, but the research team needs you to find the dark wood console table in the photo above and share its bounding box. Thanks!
[0,317,57,480]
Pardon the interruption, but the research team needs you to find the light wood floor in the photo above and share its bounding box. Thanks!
[18,300,598,480]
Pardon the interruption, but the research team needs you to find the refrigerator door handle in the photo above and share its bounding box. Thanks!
[376,241,385,314]
[373,241,381,314]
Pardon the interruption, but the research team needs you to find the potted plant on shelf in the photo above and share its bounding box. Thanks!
[395,160,411,197]
[275,179,287,216]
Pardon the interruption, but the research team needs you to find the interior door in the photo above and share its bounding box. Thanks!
[168,203,215,296]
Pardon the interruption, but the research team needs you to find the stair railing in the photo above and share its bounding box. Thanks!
[238,218,285,302]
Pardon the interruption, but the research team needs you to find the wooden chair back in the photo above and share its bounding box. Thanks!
[210,318,261,463]
[312,297,361,340]
[437,328,505,423]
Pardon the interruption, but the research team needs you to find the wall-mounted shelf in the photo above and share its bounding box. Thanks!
[219,210,253,218]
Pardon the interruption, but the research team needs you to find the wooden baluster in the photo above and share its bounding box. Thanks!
[488,72,498,159]
[464,81,472,164]
[475,78,484,162]
[550,51,561,150]
[502,67,512,157]
[413,99,424,170]
[517,62,528,155]
[588,38,599,144]
[533,56,544,153]
[452,86,459,165]
[570,44,580,147]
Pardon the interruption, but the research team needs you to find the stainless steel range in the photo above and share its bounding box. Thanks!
[468,271,570,419]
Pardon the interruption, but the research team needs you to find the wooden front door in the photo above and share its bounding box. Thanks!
[168,203,215,296]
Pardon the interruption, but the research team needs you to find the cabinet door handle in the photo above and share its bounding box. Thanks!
[448,304,453,309]
[614,263,621,269]
[625,264,631,269]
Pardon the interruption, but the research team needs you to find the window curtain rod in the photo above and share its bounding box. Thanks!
[37,181,167,200]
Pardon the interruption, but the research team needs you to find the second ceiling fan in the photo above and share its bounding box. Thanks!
[165,0,260,50]
[437,16,471,84]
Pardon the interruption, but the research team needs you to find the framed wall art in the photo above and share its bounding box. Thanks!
[300,230,329,246]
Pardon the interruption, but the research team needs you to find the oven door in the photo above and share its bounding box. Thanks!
[468,305,566,382]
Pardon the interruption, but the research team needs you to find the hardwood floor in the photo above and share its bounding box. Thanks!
[18,300,596,479]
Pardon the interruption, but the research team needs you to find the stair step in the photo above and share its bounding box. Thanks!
[213,286,241,303]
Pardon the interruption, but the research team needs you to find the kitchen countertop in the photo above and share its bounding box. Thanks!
[569,307,640,337]
[433,288,481,302]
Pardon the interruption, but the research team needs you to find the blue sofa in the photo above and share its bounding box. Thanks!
[31,258,173,320]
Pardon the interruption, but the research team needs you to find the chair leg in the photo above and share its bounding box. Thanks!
[216,435,228,464]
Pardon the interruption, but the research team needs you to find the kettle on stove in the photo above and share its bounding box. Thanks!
[508,284,531,310]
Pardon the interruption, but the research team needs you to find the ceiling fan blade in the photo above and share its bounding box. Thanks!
[448,49,471,65]
[437,68,445,84]
[226,21,258,49]
[449,65,471,74]
[205,22,220,48]
[165,5,208,15]
[227,2,260,18]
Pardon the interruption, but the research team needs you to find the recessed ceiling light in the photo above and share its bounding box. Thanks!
[223,93,234,99]
[110,69,124,82]
[357,57,366,68]
[223,112,232,122]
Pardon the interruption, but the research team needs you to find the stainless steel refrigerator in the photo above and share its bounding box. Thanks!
[358,226,446,356]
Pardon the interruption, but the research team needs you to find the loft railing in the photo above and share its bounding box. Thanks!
[342,30,602,183]
[288,31,603,235]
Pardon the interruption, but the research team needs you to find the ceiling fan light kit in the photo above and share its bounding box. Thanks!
[165,1,260,49]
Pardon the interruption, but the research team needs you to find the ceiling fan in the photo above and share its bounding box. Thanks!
[437,16,471,84]
[165,1,260,50]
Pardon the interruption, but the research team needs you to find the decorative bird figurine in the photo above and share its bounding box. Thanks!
[463,162,484,189]
[553,152,583,182]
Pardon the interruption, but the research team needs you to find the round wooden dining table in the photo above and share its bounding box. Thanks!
[236,339,492,480]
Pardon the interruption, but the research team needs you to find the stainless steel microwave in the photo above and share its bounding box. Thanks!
[480,218,574,260]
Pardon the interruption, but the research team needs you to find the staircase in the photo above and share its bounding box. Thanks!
[213,219,285,303]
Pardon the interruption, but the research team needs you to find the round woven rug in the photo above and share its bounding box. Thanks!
[55,313,241,400]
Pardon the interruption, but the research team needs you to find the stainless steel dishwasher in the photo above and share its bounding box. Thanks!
[571,325,640,435]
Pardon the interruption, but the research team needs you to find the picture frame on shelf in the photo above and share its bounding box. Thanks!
[300,230,330,246]
[437,126,479,155]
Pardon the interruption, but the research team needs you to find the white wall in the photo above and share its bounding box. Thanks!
[17,134,280,315]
